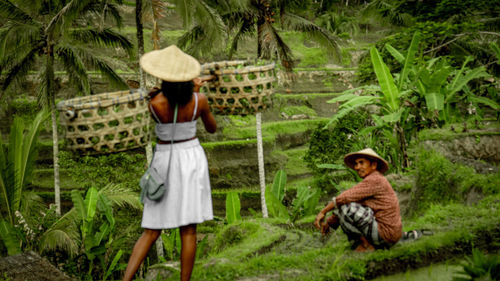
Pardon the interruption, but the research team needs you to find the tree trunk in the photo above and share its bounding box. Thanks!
[50,96,61,216]
[45,45,61,216]
[396,122,409,169]
[136,0,146,87]
[256,112,268,218]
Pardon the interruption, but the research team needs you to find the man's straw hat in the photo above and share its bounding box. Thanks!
[344,148,389,174]
[139,45,201,82]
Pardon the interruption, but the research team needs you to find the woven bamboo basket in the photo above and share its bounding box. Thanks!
[199,60,276,115]
[56,89,150,154]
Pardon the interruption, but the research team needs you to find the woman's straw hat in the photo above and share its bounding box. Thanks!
[344,148,389,174]
[139,45,201,82]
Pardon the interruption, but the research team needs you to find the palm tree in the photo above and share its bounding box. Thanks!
[0,0,134,215]
[0,110,47,255]
[177,0,341,71]
[169,0,229,58]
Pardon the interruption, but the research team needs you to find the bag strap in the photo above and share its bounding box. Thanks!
[164,104,177,178]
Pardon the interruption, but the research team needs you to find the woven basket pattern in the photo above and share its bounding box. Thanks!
[200,61,276,115]
[56,90,150,154]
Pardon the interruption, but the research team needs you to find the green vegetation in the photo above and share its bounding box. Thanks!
[408,148,500,215]
[0,0,499,280]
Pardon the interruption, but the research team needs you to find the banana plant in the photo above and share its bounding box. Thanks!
[265,170,289,219]
[327,41,416,168]
[291,185,321,222]
[70,187,116,278]
[414,56,490,123]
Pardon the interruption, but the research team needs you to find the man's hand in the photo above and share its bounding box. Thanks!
[320,221,331,236]
[314,212,325,230]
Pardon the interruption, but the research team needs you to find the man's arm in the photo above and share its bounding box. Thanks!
[314,198,337,230]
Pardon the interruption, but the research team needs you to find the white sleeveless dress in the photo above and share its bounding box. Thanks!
[141,93,213,229]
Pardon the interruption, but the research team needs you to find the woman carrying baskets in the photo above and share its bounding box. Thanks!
[123,45,217,281]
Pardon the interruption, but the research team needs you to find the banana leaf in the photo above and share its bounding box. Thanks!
[370,46,400,112]
[398,31,420,91]
[385,43,405,63]
[271,170,286,202]
[225,192,241,224]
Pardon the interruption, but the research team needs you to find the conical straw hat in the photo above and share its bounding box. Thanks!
[140,45,201,82]
[344,148,389,174]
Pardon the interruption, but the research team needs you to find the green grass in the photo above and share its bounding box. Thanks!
[417,122,500,141]
[274,92,342,99]
[167,193,500,281]
[31,168,81,190]
[280,106,318,117]
[281,31,338,68]
[277,146,312,178]
[217,118,328,141]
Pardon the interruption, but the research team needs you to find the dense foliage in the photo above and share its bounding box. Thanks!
[304,111,368,175]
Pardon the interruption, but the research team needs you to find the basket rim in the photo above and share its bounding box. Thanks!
[201,60,275,75]
[56,89,148,111]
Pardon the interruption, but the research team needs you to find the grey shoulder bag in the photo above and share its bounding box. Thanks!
[139,103,178,203]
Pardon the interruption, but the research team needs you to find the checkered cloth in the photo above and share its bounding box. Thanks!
[335,202,392,249]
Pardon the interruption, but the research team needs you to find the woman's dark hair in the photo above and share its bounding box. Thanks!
[161,80,194,106]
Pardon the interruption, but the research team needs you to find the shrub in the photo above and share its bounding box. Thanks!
[408,148,500,215]
[356,21,492,83]
[304,110,369,176]
[59,150,146,191]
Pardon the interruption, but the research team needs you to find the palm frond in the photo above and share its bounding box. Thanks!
[192,0,227,57]
[228,19,255,59]
[97,1,124,29]
[39,229,80,257]
[7,118,24,213]
[172,0,192,27]
[173,0,227,57]
[0,23,43,61]
[19,192,47,225]
[46,0,94,38]
[55,45,91,94]
[70,28,134,57]
[99,183,142,210]
[39,208,81,257]
[88,56,128,89]
[0,133,12,223]
[177,24,202,47]
[282,13,341,62]
[259,21,294,71]
[0,1,34,25]
[2,47,40,91]
[19,110,47,191]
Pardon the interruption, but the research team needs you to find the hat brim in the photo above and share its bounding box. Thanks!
[344,152,389,174]
[140,45,201,82]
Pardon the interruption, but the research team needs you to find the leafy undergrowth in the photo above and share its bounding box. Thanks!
[160,194,499,281]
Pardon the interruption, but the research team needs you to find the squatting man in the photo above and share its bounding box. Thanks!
[314,148,402,252]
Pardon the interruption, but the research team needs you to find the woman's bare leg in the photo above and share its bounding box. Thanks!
[123,229,161,281]
[180,224,197,281]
